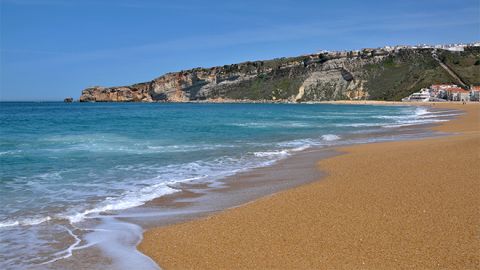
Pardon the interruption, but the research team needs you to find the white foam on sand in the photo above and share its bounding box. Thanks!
[84,217,160,270]
[63,184,180,224]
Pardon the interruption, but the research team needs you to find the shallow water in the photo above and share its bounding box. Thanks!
[0,102,459,269]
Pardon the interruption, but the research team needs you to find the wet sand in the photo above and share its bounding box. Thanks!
[139,102,479,269]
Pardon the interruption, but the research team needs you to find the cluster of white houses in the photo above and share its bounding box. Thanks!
[402,84,480,102]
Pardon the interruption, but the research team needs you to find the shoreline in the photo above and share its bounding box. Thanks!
[2,102,458,270]
[139,102,479,269]
[28,99,478,105]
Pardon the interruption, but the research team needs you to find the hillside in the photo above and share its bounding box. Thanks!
[79,46,480,102]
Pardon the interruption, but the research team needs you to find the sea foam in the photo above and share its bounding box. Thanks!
[321,134,340,141]
[1,102,453,269]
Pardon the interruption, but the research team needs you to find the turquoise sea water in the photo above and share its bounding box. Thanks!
[0,102,457,269]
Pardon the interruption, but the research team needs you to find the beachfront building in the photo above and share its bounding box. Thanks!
[448,87,470,101]
[401,83,476,102]
[402,88,446,102]
[470,86,480,101]
[402,89,431,102]
[429,84,457,99]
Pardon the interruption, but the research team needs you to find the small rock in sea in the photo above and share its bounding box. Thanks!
[64,97,74,103]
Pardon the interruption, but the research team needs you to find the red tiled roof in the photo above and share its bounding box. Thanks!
[431,84,456,87]
[448,87,469,93]
[471,86,480,91]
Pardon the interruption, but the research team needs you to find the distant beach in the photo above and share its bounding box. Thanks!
[139,102,479,269]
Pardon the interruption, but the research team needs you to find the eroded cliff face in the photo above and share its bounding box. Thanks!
[79,83,152,102]
[79,47,480,102]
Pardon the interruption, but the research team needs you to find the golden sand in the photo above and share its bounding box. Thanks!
[139,103,480,269]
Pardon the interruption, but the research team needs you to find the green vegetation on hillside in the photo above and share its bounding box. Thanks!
[363,49,477,100]
[81,46,480,102]
[223,47,480,101]
[438,47,480,86]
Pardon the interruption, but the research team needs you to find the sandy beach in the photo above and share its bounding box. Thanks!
[139,102,479,269]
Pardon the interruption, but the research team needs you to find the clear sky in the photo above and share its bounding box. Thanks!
[1,0,479,101]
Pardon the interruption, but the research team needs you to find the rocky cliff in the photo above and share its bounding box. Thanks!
[79,46,480,102]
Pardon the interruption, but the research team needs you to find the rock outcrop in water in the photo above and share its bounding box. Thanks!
[79,46,480,102]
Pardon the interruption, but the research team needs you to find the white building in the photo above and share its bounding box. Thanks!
[470,86,480,101]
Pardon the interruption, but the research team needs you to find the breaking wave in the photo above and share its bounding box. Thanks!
[321,134,341,141]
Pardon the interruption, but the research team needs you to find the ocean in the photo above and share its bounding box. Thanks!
[0,102,459,269]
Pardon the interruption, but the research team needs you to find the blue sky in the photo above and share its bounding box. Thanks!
[1,0,479,101]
